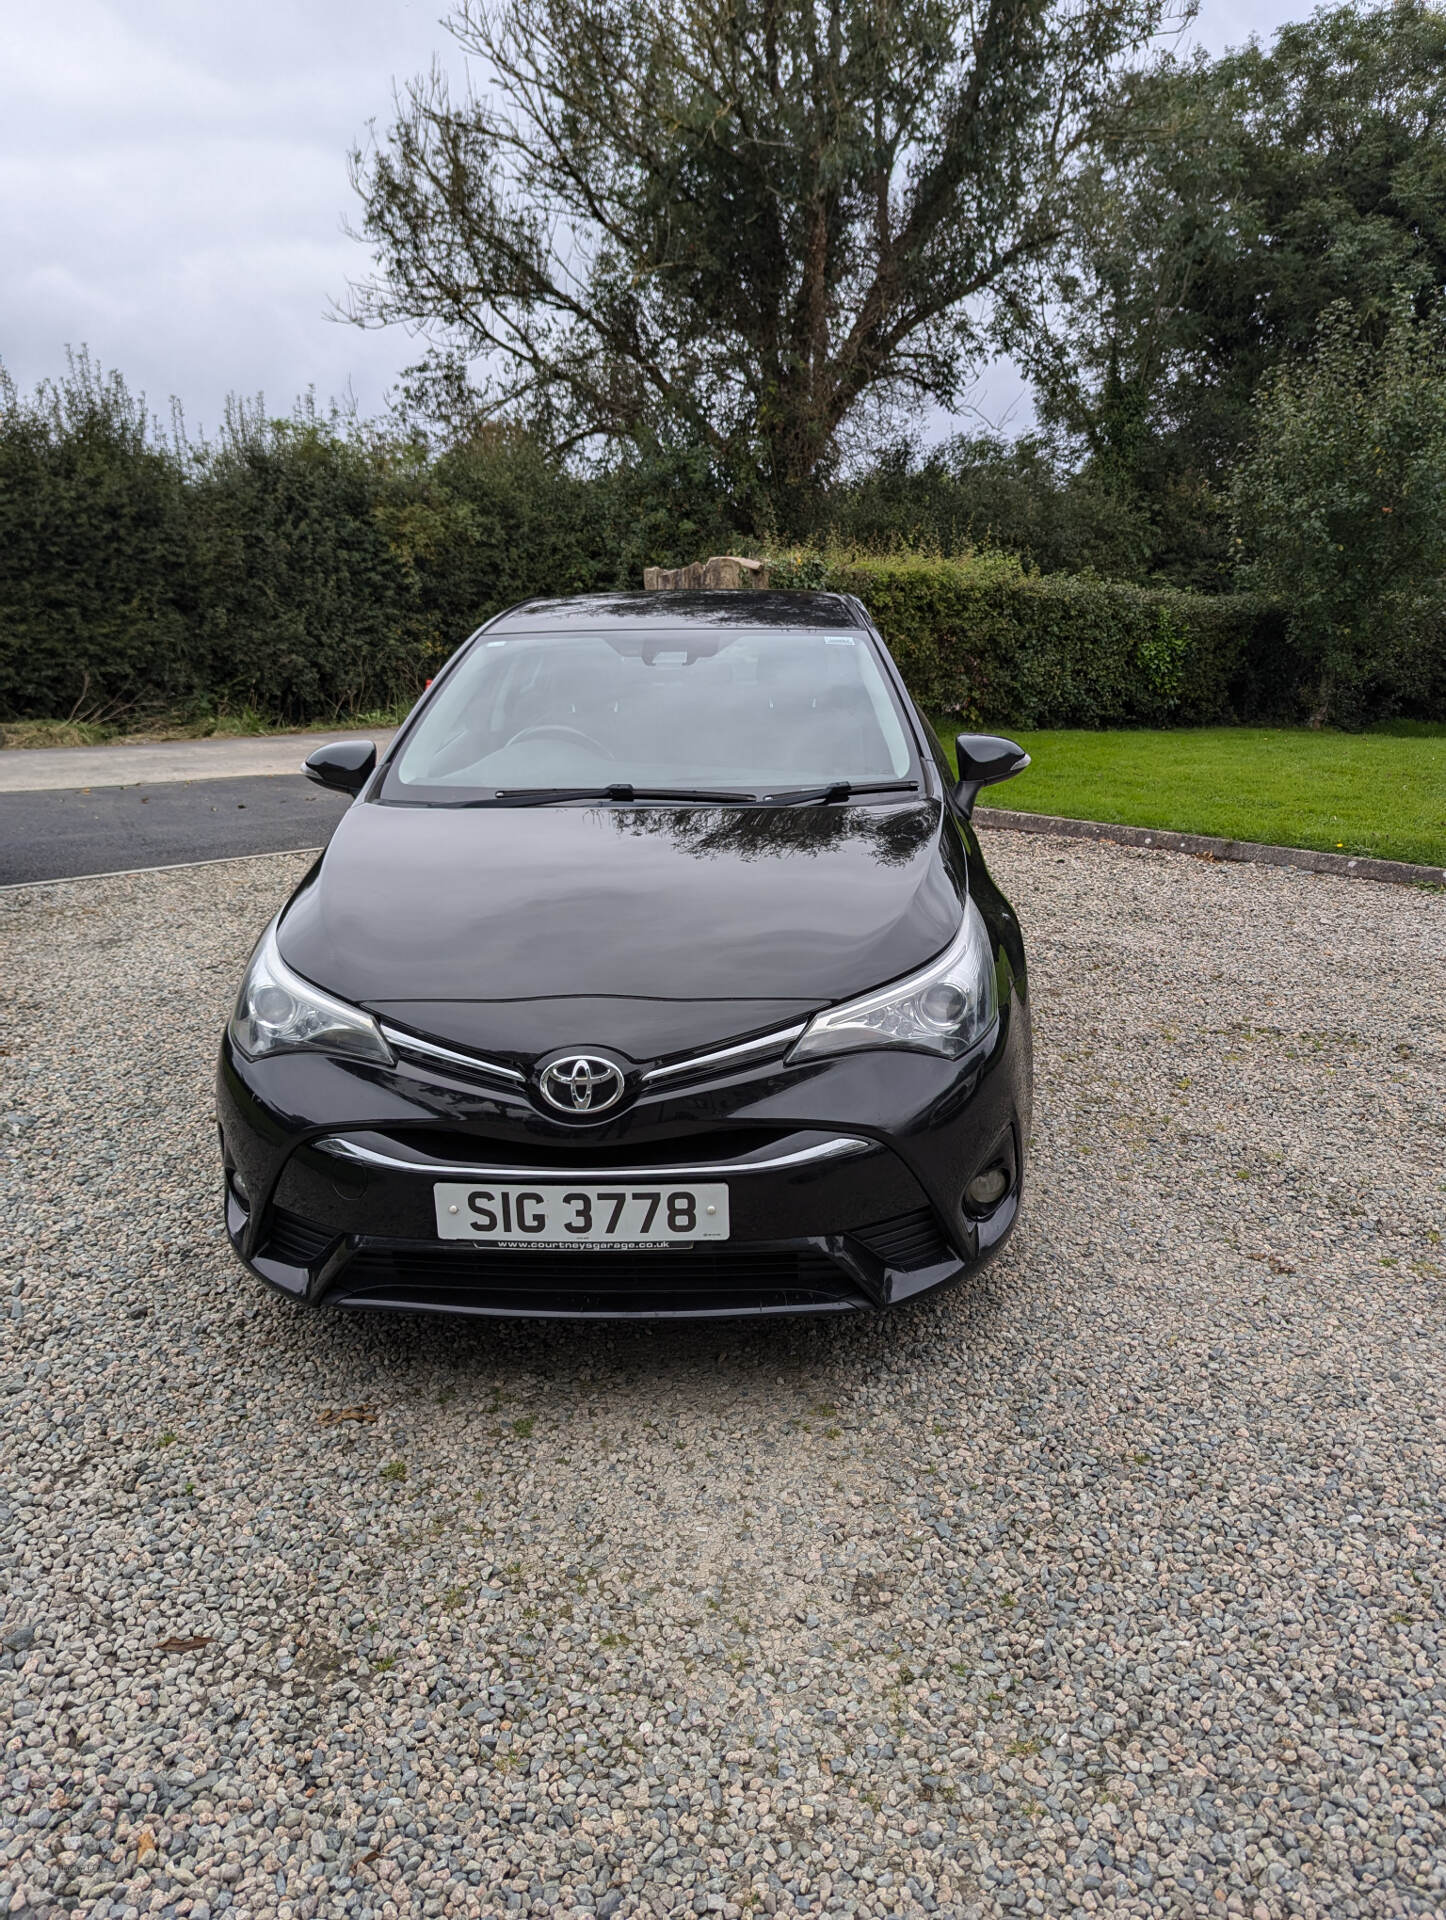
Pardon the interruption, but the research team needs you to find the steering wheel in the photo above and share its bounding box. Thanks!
[504,723,615,760]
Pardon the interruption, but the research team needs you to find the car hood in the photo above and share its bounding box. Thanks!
[277,798,964,1062]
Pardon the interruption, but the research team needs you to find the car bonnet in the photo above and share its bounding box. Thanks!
[276,797,966,1062]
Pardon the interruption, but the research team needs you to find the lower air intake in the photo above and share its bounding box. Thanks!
[260,1206,339,1268]
[851,1207,954,1271]
[325,1243,868,1317]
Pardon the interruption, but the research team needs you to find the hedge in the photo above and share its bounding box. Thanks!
[5,356,1437,732]
[0,364,740,726]
[0,357,1311,730]
[768,549,1294,729]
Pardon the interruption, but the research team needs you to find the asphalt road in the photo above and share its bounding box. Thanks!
[0,774,353,884]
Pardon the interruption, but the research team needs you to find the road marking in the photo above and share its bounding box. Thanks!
[0,847,325,894]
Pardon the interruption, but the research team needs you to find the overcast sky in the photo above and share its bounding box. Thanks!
[2,0,1308,440]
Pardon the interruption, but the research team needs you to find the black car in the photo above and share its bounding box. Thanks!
[217,590,1032,1320]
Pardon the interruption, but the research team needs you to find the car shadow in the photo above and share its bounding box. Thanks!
[251,1247,1025,1412]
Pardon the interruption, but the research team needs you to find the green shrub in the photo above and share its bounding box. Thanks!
[0,354,195,719]
[767,547,1287,728]
[1231,299,1446,727]
[189,405,434,721]
[800,435,1165,583]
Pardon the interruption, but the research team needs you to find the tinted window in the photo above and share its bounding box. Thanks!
[384,628,915,801]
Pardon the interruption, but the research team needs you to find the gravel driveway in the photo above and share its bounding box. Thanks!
[1,839,1442,1920]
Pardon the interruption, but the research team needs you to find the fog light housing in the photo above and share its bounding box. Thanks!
[964,1164,1010,1213]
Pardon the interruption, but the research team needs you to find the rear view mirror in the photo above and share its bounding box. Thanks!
[953,733,1030,818]
[303,739,377,796]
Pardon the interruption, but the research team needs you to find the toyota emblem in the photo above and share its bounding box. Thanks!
[538,1054,626,1115]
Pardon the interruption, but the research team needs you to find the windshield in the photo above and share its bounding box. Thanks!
[383,626,917,803]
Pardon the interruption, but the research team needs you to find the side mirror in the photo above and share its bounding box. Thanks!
[303,739,377,796]
[953,733,1030,818]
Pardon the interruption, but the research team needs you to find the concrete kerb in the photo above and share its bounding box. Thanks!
[973,806,1446,890]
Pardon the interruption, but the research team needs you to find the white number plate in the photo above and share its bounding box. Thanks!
[433,1182,730,1247]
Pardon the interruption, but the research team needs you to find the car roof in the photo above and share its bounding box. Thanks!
[485,590,866,633]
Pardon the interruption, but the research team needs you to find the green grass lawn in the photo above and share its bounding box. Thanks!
[937,723,1446,869]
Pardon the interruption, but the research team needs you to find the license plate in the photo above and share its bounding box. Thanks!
[433,1182,730,1247]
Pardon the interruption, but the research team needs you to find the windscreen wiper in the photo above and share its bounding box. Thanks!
[452,784,761,807]
[760,779,922,806]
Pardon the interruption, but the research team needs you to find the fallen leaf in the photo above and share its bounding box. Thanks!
[136,1828,157,1860]
[155,1635,213,1652]
[318,1406,379,1426]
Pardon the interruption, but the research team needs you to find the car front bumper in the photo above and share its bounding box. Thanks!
[216,993,1031,1320]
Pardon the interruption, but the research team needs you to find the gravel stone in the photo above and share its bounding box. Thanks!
[0,838,1442,1919]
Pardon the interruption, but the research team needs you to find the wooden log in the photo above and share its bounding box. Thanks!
[643,556,770,590]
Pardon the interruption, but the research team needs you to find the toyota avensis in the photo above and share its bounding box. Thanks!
[217,590,1033,1319]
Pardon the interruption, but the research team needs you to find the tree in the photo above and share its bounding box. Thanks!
[345,0,1183,512]
[794,430,1155,577]
[1005,2,1446,503]
[1229,299,1446,727]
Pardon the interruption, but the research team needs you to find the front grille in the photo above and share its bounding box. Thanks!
[325,1243,865,1317]
[260,1206,338,1268]
[852,1207,953,1271]
[363,1125,802,1169]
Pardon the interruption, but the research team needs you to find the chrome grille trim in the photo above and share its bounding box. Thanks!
[640,1023,808,1088]
[313,1134,873,1179]
[381,1020,809,1094]
[379,1024,526,1085]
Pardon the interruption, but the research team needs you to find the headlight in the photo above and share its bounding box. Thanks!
[789,898,998,1062]
[229,921,393,1066]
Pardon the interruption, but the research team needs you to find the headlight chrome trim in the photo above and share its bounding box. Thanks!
[788,898,999,1064]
